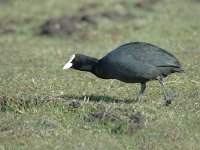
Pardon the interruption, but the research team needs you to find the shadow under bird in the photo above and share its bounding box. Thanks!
[63,42,184,106]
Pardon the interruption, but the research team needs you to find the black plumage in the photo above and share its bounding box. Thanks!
[63,42,184,105]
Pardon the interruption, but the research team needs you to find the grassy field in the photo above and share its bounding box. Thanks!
[0,0,200,149]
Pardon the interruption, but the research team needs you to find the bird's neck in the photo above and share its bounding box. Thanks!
[80,57,99,73]
[75,56,103,78]
[91,60,105,78]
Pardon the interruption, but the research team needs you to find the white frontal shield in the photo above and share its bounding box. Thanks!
[63,54,75,70]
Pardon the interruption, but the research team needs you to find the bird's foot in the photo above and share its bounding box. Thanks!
[160,93,178,106]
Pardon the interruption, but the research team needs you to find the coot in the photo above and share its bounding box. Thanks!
[63,42,184,106]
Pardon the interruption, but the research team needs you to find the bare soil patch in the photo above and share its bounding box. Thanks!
[40,14,96,37]
[84,111,121,122]
[127,112,147,133]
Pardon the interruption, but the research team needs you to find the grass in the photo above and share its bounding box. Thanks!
[0,0,200,149]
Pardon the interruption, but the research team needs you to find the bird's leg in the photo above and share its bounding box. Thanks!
[135,83,146,103]
[157,76,173,106]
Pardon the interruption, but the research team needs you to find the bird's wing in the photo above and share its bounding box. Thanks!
[110,42,181,68]
[100,53,160,82]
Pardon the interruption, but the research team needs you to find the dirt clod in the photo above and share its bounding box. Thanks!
[40,2,137,38]
[84,111,121,122]
[0,93,25,112]
[40,14,97,37]
[127,112,147,133]
[0,94,8,111]
[69,101,81,109]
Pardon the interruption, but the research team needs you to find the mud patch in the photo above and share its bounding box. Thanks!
[84,107,147,134]
[40,10,136,37]
[40,2,137,38]
[0,93,24,112]
[127,112,147,133]
[0,94,8,111]
[40,14,97,37]
[68,100,81,111]
[135,0,159,11]
[84,111,121,122]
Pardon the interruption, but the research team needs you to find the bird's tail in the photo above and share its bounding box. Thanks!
[158,66,185,77]
[175,67,185,73]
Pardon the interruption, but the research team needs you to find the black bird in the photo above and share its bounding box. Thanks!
[63,42,184,105]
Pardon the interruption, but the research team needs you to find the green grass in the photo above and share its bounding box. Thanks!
[0,0,200,149]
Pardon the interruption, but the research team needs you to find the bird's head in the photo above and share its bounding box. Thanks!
[63,54,98,71]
